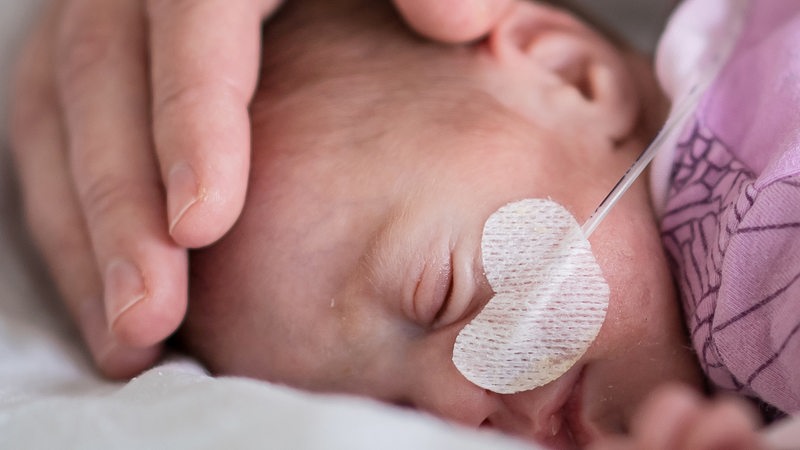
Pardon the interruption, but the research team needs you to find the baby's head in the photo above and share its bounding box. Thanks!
[182,0,702,446]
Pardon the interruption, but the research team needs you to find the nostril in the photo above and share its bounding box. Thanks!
[575,63,594,101]
[480,417,494,429]
[391,398,417,410]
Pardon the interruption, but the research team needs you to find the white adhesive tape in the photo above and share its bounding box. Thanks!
[453,198,609,394]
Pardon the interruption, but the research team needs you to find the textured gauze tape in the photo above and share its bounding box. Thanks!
[452,198,609,394]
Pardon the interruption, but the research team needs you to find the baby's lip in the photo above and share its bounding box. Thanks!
[484,364,600,448]
[519,364,611,448]
[533,367,584,449]
[561,366,602,447]
[518,364,588,449]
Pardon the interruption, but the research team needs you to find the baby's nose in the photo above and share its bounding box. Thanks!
[399,323,505,427]
[409,364,503,427]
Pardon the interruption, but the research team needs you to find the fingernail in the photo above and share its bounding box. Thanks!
[105,258,147,328]
[167,162,202,234]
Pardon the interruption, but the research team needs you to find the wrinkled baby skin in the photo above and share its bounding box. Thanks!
[182,0,702,448]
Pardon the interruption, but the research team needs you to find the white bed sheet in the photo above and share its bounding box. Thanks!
[0,2,672,449]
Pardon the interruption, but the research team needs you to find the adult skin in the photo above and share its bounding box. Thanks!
[8,0,513,378]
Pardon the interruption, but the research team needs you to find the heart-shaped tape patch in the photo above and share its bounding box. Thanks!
[453,198,609,394]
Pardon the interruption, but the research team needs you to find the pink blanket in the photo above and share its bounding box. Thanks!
[655,0,800,418]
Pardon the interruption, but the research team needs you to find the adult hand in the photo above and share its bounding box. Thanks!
[10,0,283,378]
[9,0,511,379]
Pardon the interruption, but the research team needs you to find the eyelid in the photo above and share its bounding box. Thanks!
[412,254,453,326]
[434,250,488,329]
[430,258,455,326]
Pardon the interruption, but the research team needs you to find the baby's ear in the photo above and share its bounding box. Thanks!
[485,1,639,142]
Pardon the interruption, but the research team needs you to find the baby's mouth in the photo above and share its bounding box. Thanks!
[481,363,604,449]
[537,366,587,449]
[516,364,591,449]
[560,366,600,448]
[533,363,621,449]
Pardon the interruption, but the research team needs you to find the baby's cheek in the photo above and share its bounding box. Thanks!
[592,223,679,355]
[452,198,609,394]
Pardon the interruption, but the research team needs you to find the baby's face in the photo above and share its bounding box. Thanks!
[184,1,702,447]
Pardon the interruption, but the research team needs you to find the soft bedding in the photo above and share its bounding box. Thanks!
[0,1,683,449]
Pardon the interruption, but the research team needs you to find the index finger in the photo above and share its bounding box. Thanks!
[392,0,513,43]
[147,0,284,248]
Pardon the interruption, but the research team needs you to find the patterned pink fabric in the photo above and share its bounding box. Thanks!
[659,0,800,417]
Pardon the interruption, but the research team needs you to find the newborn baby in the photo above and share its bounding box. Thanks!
[181,0,705,447]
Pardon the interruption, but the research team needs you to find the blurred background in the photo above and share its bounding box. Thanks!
[574,0,675,52]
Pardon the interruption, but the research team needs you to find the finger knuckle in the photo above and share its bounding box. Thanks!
[78,174,134,226]
[154,80,207,121]
[154,76,250,135]
[56,14,116,99]
[146,0,201,23]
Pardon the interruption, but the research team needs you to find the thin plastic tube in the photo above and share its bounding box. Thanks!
[581,87,701,238]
